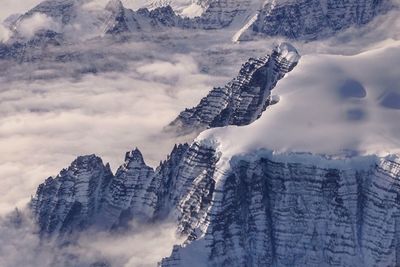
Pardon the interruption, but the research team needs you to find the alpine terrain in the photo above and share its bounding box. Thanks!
[0,0,399,267]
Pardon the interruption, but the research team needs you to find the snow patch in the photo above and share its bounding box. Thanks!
[232,12,259,43]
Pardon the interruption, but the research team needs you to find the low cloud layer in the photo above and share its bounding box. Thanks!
[0,50,226,215]
[0,210,182,267]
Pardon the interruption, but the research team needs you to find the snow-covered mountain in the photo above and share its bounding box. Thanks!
[0,0,394,49]
[235,0,395,41]
[0,0,186,61]
[29,39,400,266]
[6,0,184,41]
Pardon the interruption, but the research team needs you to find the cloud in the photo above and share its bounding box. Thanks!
[16,13,61,38]
[0,24,10,42]
[78,222,184,267]
[0,210,183,267]
[136,55,199,83]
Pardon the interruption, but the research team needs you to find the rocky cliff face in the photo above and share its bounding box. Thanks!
[161,149,400,267]
[30,143,219,236]
[167,42,300,135]
[237,0,394,41]
[97,149,155,228]
[30,155,114,236]
[30,138,400,266]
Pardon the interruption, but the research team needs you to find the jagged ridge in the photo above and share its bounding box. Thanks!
[237,0,394,41]
[30,142,219,237]
[166,42,300,135]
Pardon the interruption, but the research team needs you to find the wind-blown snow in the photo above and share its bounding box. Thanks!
[198,40,400,159]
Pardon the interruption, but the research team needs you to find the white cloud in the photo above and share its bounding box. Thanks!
[79,222,184,267]
[0,211,183,267]
[16,13,61,38]
[0,24,11,42]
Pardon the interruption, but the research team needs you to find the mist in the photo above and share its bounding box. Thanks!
[0,210,183,267]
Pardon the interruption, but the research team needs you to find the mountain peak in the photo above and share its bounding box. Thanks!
[71,154,104,168]
[124,148,145,164]
[106,0,124,12]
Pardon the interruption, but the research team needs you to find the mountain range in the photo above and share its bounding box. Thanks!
[1,0,400,266]
[0,0,395,48]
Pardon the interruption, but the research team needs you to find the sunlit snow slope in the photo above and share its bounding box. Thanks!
[199,40,400,158]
